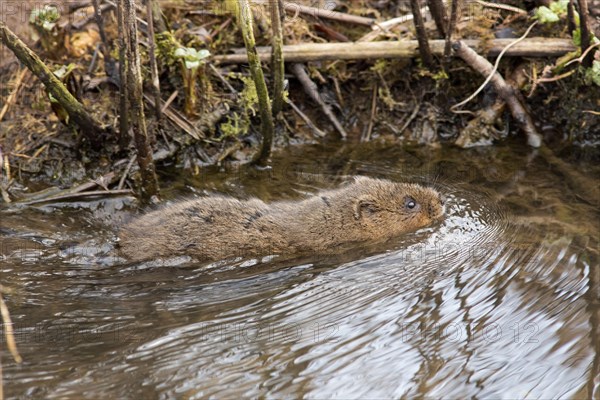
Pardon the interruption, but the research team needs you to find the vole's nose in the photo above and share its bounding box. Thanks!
[439,194,447,205]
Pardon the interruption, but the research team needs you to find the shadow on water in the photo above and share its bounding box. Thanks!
[1,141,598,398]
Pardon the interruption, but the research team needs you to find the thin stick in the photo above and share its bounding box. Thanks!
[287,100,326,138]
[117,0,130,148]
[118,155,137,190]
[427,0,448,37]
[452,40,542,147]
[291,63,348,138]
[161,90,179,112]
[0,292,22,364]
[92,0,112,56]
[213,38,576,64]
[565,41,600,66]
[209,64,236,94]
[0,68,27,123]
[472,0,526,14]
[451,21,538,111]
[444,0,461,58]
[281,2,375,26]
[271,0,285,117]
[19,190,134,205]
[577,0,593,67]
[398,101,421,135]
[146,0,162,121]
[363,84,378,142]
[410,0,435,67]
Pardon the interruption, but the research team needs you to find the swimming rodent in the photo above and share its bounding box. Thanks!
[118,177,445,262]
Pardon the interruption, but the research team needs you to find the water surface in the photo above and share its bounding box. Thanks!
[1,142,598,398]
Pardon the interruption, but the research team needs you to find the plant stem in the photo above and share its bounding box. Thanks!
[235,0,274,166]
[146,0,162,122]
[121,0,159,199]
[271,0,285,117]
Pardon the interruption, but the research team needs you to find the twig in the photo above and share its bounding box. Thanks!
[208,64,236,94]
[0,68,27,123]
[452,40,542,147]
[410,0,435,67]
[146,0,162,121]
[577,0,593,67]
[161,90,179,112]
[281,2,375,26]
[427,0,448,37]
[271,0,285,117]
[398,101,422,135]
[213,38,576,64]
[117,0,130,149]
[0,291,22,364]
[565,42,600,66]
[91,0,112,56]
[18,190,134,205]
[144,93,204,141]
[118,155,137,190]
[472,0,527,14]
[363,84,378,142]
[287,100,326,138]
[445,0,461,58]
[290,63,347,139]
[451,21,538,111]
[104,0,148,28]
[72,3,113,30]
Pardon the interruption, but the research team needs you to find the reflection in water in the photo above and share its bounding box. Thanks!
[0,143,598,398]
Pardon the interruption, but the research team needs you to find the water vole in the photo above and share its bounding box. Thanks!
[118,177,445,262]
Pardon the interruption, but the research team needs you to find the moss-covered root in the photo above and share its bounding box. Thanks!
[233,0,275,166]
[0,21,107,144]
[270,0,285,117]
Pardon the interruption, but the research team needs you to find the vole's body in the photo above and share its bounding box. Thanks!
[118,177,445,262]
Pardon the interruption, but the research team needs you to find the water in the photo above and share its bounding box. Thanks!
[1,142,598,398]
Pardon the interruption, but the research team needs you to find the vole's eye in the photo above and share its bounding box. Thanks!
[405,197,417,210]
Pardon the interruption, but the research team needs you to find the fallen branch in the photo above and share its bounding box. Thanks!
[213,38,577,64]
[17,189,134,206]
[452,40,542,147]
[281,2,375,26]
[0,22,107,142]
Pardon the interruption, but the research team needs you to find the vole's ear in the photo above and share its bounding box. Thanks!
[353,197,380,220]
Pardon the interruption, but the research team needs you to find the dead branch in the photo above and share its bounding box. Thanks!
[281,2,375,26]
[452,40,542,147]
[0,22,107,142]
[213,38,577,64]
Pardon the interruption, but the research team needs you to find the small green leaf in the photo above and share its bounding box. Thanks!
[174,47,211,70]
[549,0,568,15]
[535,6,560,23]
[585,60,600,86]
[30,5,60,31]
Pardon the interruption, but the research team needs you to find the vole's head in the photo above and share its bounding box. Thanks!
[351,177,445,238]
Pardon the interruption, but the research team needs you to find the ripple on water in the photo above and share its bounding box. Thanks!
[1,163,597,398]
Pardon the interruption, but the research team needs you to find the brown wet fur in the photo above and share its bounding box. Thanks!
[118,177,446,262]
